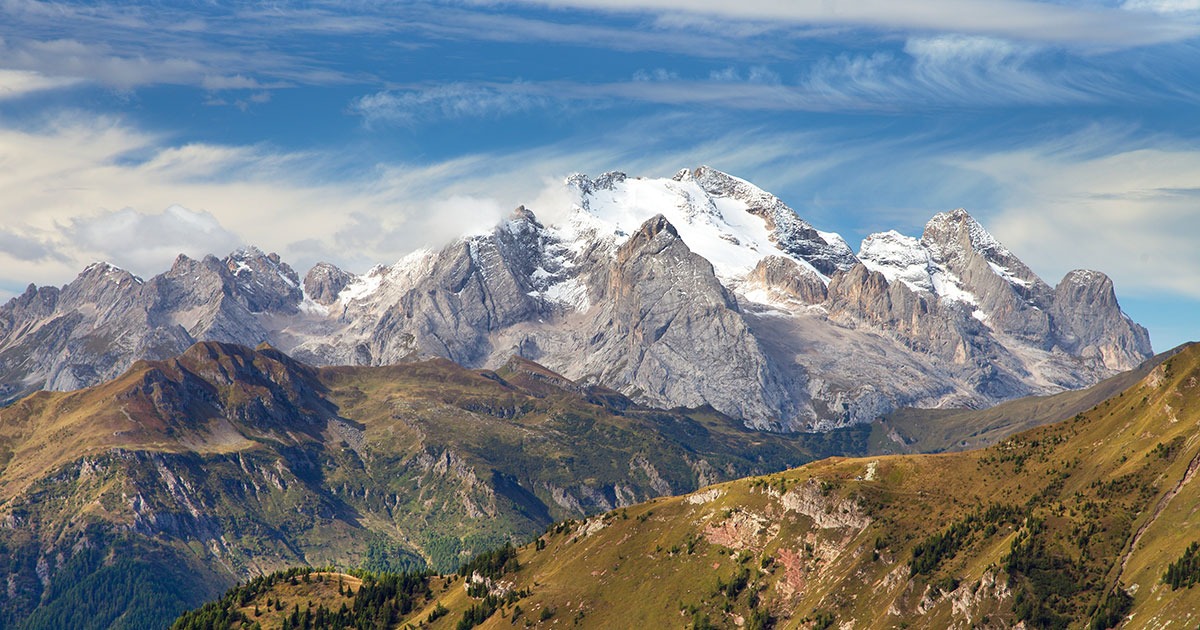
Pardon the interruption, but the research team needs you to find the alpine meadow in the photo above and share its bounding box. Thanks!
[1,1,1199,629]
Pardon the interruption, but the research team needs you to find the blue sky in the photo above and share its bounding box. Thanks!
[0,0,1198,351]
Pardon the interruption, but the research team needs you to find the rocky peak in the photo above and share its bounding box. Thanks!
[566,171,626,196]
[303,262,353,306]
[624,213,678,247]
[222,247,302,314]
[1051,269,1152,370]
[0,284,60,330]
[509,205,540,224]
[921,208,998,253]
[920,210,1045,290]
[921,209,1007,263]
[681,165,858,276]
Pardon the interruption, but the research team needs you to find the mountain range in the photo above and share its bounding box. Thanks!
[0,167,1151,431]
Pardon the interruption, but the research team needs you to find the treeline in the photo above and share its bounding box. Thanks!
[170,566,434,630]
[1164,541,1200,590]
[908,502,1025,576]
[457,543,518,579]
[171,542,532,630]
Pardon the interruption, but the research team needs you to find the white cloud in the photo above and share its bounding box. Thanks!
[502,0,1198,47]
[1123,0,1200,15]
[0,69,81,100]
[632,68,679,82]
[955,134,1200,299]
[61,205,242,273]
[350,83,551,124]
[0,110,840,289]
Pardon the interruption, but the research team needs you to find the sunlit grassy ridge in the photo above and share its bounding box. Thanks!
[0,342,867,628]
[178,343,1200,629]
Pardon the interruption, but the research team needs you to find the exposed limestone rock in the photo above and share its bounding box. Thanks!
[1051,269,1152,370]
[303,262,353,305]
[777,480,871,530]
[745,256,827,304]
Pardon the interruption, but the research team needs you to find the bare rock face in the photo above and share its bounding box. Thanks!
[358,209,549,367]
[0,249,302,404]
[0,168,1155,431]
[225,247,303,314]
[303,262,353,305]
[575,215,795,426]
[827,263,964,359]
[920,209,1053,345]
[1051,269,1152,370]
[746,256,828,305]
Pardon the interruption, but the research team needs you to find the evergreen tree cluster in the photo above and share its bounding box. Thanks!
[1164,541,1200,590]
[908,503,1026,576]
[456,543,518,580]
[170,566,434,630]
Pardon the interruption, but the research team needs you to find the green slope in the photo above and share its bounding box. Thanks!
[177,342,1200,630]
[0,342,865,629]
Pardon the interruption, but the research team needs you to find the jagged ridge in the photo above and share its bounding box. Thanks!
[0,169,1152,430]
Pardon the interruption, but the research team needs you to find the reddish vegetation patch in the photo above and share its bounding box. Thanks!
[775,548,807,599]
[702,512,768,551]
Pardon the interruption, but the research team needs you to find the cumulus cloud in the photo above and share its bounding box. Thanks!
[0,110,834,289]
[60,205,242,273]
[0,227,62,262]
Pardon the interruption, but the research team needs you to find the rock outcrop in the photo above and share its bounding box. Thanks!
[303,262,353,305]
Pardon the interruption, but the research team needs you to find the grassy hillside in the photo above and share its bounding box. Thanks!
[177,342,1200,629]
[0,342,866,628]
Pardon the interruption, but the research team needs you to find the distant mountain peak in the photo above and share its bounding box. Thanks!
[0,167,1154,429]
[922,207,1011,262]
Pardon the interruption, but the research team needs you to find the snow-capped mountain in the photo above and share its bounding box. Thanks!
[0,167,1152,430]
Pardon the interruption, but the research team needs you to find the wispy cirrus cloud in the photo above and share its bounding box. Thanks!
[350,82,555,125]
[957,128,1200,302]
[1122,0,1200,15]
[350,35,1135,121]
[496,0,1199,47]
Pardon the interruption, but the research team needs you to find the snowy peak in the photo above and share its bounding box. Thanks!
[858,230,935,294]
[563,167,855,283]
[681,165,859,276]
[222,247,302,314]
[921,208,1008,263]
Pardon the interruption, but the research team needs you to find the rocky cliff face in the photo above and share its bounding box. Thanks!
[0,168,1153,430]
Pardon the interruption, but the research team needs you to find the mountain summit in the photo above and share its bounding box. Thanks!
[0,168,1151,429]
